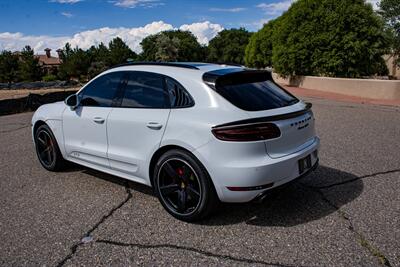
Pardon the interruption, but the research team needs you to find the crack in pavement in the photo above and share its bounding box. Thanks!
[54,166,398,266]
[93,239,308,267]
[55,185,307,267]
[0,125,30,134]
[1,122,27,126]
[300,183,392,267]
[308,168,400,190]
[56,184,133,267]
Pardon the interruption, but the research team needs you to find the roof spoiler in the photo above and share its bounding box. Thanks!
[202,69,273,89]
[109,62,200,70]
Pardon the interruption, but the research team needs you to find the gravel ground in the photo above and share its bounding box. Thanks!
[0,97,399,267]
[0,88,78,100]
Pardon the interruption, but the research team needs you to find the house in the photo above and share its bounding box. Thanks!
[36,48,62,74]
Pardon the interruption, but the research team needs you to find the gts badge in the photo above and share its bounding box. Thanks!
[298,123,309,130]
[71,152,81,158]
[290,116,312,130]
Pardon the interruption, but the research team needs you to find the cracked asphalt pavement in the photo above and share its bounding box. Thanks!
[0,98,399,267]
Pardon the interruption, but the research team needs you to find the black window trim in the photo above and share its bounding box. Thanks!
[78,71,128,108]
[164,76,195,109]
[115,70,195,109]
[78,70,195,109]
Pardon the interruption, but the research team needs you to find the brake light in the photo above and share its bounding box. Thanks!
[212,122,281,142]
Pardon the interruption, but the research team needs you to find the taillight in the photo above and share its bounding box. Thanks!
[212,122,281,142]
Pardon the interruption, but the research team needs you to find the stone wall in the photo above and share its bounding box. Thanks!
[273,74,400,100]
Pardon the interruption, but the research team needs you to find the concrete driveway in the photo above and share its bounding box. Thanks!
[0,97,399,266]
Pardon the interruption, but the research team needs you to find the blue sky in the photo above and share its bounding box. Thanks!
[0,0,378,54]
[0,0,287,35]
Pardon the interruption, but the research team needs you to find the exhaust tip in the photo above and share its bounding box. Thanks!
[253,190,272,203]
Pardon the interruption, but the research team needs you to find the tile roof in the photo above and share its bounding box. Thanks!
[37,55,61,66]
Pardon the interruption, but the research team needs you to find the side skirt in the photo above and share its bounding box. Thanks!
[65,157,151,187]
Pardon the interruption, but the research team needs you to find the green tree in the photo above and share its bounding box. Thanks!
[58,43,91,81]
[140,30,204,61]
[379,0,400,30]
[0,50,19,84]
[272,0,389,77]
[245,20,277,68]
[155,34,180,61]
[207,28,252,65]
[88,61,108,79]
[107,37,137,66]
[140,34,158,61]
[379,0,400,67]
[18,45,42,81]
[58,38,136,80]
[87,43,110,78]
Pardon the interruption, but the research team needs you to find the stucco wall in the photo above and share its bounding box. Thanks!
[273,74,400,100]
[384,55,400,79]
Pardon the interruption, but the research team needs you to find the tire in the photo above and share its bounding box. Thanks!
[153,149,218,222]
[34,124,66,171]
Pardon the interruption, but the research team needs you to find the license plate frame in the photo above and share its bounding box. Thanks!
[298,154,312,175]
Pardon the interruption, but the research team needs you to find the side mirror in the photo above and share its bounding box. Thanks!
[65,94,79,110]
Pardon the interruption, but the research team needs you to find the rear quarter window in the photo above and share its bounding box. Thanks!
[165,77,194,108]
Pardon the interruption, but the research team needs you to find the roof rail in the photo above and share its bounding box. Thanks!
[109,62,200,70]
[206,62,245,68]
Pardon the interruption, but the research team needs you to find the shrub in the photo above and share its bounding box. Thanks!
[42,74,58,82]
[271,0,389,77]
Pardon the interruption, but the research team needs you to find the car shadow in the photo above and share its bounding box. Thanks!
[202,165,363,227]
[78,166,155,196]
[66,164,362,227]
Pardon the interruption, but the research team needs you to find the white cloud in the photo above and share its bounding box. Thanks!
[0,21,223,55]
[252,19,270,29]
[257,0,295,15]
[49,0,82,4]
[209,7,246,12]
[67,21,174,52]
[61,12,74,18]
[0,32,68,55]
[111,0,163,8]
[179,21,224,45]
[366,0,380,10]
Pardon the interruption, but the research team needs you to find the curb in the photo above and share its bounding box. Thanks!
[0,91,77,116]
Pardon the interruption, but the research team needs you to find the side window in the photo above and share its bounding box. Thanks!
[121,72,168,108]
[79,72,124,107]
[165,77,194,108]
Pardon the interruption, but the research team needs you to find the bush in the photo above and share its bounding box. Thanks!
[245,20,277,68]
[42,74,58,82]
[207,28,252,65]
[271,0,389,78]
[140,30,205,62]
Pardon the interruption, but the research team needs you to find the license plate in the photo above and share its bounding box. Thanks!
[298,154,312,175]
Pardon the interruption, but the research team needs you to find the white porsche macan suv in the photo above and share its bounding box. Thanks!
[32,62,320,221]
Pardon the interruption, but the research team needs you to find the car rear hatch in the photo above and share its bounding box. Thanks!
[249,104,316,158]
[204,68,316,159]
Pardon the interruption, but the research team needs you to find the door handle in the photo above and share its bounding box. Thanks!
[147,122,163,130]
[93,117,105,124]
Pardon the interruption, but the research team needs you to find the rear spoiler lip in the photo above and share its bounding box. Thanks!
[213,103,313,129]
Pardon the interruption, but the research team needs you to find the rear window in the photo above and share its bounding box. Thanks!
[215,72,298,111]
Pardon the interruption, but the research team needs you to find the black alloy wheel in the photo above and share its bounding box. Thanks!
[157,158,202,215]
[34,124,65,171]
[154,149,218,222]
